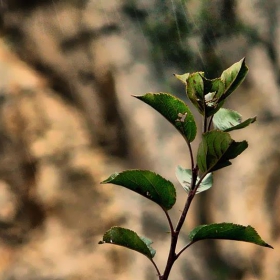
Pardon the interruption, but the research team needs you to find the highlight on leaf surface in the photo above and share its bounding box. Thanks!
[101,169,176,210]
[213,108,256,132]
[176,166,213,194]
[134,93,197,142]
[189,223,273,249]
[99,227,156,259]
[197,131,248,173]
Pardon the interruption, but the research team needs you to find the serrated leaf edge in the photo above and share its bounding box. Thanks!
[189,223,273,249]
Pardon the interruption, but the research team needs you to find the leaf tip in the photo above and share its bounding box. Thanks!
[101,172,119,184]
[265,243,274,249]
[240,57,247,65]
[243,57,249,70]
[132,94,141,99]
[174,73,189,84]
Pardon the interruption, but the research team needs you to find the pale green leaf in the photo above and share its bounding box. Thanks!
[176,166,213,194]
[174,73,189,85]
[213,108,256,132]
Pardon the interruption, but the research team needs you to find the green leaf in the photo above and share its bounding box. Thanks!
[185,72,205,114]
[175,72,205,115]
[101,170,176,210]
[175,59,248,116]
[99,227,156,259]
[220,58,249,100]
[189,223,273,249]
[197,131,248,173]
[134,93,197,142]
[176,73,225,117]
[175,166,213,194]
[213,108,256,132]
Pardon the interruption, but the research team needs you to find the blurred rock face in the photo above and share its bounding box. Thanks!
[0,1,279,280]
[0,39,127,279]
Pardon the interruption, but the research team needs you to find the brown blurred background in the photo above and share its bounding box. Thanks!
[0,0,279,279]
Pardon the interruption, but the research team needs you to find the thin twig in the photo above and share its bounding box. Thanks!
[176,241,195,260]
[163,208,175,234]
[203,113,208,133]
[179,121,194,170]
[151,258,162,279]
[192,170,209,194]
[207,115,214,131]
[175,168,198,233]
[186,139,195,170]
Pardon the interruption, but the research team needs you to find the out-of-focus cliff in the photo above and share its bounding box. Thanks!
[0,1,279,280]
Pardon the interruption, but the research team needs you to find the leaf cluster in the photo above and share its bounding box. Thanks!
[98,58,272,280]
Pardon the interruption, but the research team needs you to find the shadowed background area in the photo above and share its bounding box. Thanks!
[0,0,279,279]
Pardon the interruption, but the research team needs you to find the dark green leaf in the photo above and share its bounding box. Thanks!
[197,131,248,173]
[220,58,249,100]
[99,227,156,259]
[202,77,225,117]
[204,78,225,101]
[189,223,273,249]
[101,170,176,210]
[134,93,197,142]
[213,108,256,132]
